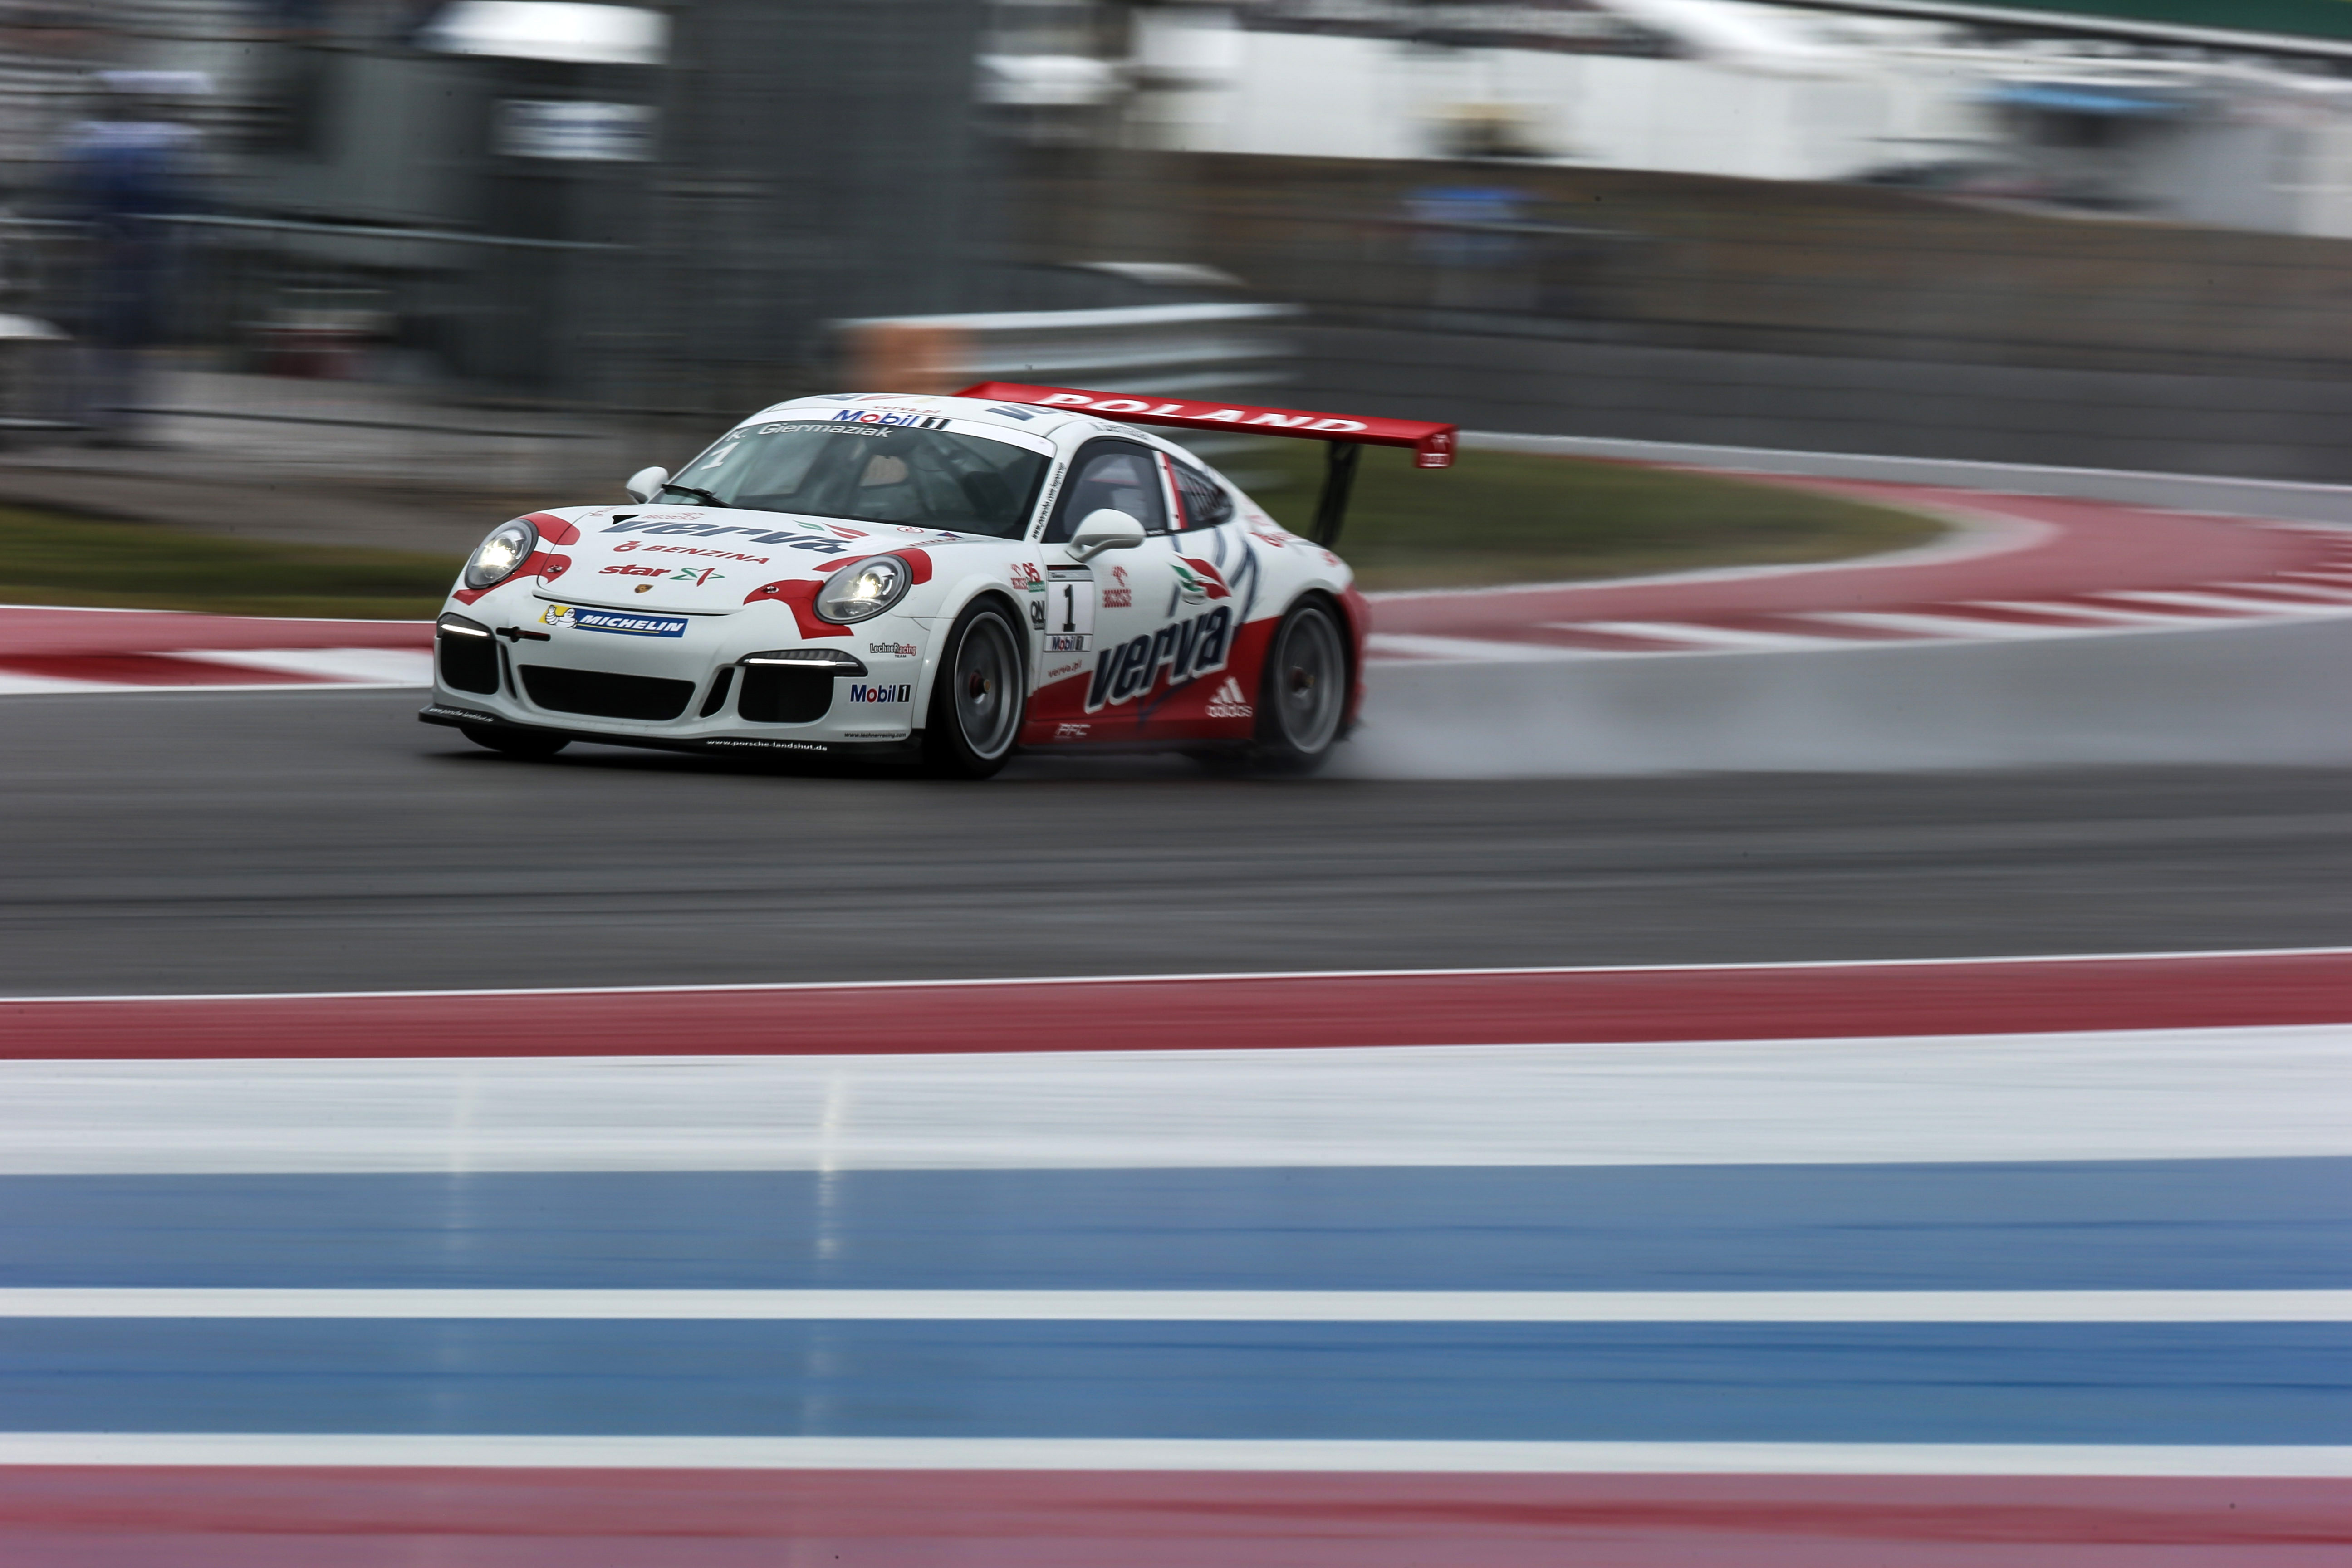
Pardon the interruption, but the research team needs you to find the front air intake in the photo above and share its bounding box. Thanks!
[519,666,696,721]
[435,613,500,695]
[735,649,865,724]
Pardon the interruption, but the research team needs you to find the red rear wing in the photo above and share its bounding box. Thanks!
[956,382,1457,470]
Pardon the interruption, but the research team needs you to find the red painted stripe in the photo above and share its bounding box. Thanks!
[4,951,2349,1061]
[0,654,338,687]
[0,607,429,659]
[0,1469,2341,1563]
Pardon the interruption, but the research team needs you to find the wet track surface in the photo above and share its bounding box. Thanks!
[4,688,2352,995]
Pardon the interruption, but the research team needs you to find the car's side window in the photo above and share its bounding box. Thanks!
[1044,441,1171,543]
[1168,456,1235,532]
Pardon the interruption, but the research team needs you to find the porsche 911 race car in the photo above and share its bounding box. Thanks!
[418,382,1456,778]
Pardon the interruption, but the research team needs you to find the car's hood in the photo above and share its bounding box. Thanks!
[529,505,966,615]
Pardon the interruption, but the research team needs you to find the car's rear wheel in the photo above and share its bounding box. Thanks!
[1249,597,1350,774]
[461,723,570,759]
[922,599,1025,779]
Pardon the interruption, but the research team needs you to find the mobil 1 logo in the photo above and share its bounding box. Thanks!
[1084,605,1233,714]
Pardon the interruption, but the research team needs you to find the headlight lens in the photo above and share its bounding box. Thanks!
[463,519,539,591]
[815,554,911,623]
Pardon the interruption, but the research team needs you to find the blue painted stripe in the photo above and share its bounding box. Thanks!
[3,1159,2346,1291]
[4,1321,2345,1444]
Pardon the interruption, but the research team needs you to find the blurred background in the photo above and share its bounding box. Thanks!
[11,0,2352,507]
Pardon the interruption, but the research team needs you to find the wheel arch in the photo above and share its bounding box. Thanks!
[915,583,1030,729]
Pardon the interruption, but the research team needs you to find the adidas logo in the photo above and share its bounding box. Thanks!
[1205,676,1253,719]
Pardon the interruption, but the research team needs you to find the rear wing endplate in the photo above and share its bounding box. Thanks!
[956,382,1455,548]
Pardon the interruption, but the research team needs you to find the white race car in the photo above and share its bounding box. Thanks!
[419,382,1455,777]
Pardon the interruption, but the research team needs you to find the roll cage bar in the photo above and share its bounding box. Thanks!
[955,382,1456,549]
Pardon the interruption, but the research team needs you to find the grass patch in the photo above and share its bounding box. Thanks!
[1240,443,1940,590]
[0,505,456,618]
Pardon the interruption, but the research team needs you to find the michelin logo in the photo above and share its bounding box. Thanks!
[848,682,913,704]
[539,604,689,638]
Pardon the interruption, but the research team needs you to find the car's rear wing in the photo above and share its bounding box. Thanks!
[955,382,1455,548]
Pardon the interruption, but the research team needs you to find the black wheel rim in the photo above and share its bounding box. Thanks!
[952,612,1022,759]
[1272,607,1345,754]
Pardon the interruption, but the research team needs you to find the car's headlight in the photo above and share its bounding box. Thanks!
[463,519,539,591]
[815,554,911,623]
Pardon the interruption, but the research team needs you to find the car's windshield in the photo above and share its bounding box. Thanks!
[662,420,1050,538]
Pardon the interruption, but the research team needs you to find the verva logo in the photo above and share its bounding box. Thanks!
[1086,606,1233,713]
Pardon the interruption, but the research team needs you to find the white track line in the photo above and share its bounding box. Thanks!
[3,1288,2343,1322]
[6,1433,2348,1477]
[5,1024,2346,1173]
[2092,589,2352,615]
[1365,632,1583,662]
[1548,621,1839,651]
[0,672,117,694]
[1798,610,2064,640]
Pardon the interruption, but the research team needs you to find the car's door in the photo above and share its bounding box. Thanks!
[1024,438,1183,740]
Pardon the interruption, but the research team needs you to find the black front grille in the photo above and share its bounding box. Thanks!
[519,666,696,721]
[436,632,500,695]
[737,664,835,723]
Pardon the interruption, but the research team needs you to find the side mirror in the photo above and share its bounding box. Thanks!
[624,466,668,504]
[1068,508,1146,562]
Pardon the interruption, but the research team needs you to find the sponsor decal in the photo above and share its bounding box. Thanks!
[601,518,861,552]
[539,604,689,638]
[988,405,1037,421]
[1171,556,1232,604]
[1249,528,1289,549]
[613,541,770,564]
[706,738,827,753]
[1206,676,1254,719]
[1010,562,1045,592]
[1041,657,1086,682]
[1055,722,1089,739]
[843,731,907,740]
[831,409,951,430]
[1027,391,1370,433]
[1101,589,1132,608]
[868,641,918,658]
[1029,600,1047,631]
[601,564,724,586]
[848,682,913,704]
[1084,604,1233,713]
[1043,632,1090,652]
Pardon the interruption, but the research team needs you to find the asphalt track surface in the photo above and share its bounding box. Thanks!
[4,687,2352,995]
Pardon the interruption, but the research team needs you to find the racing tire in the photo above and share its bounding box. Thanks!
[921,599,1026,780]
[1246,597,1350,775]
[461,723,570,759]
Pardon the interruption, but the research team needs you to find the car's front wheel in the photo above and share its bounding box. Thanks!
[461,723,570,759]
[1249,597,1351,774]
[921,599,1026,779]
